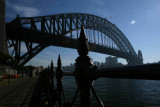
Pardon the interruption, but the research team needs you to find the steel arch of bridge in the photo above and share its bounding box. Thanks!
[6,13,143,65]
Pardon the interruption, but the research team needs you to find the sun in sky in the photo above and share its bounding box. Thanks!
[131,20,136,24]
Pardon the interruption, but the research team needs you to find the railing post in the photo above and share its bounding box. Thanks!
[75,26,94,107]
[46,65,50,106]
[56,55,63,107]
[49,60,55,106]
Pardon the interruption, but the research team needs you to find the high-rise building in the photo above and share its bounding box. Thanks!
[93,61,101,67]
[105,56,118,67]
[36,66,44,73]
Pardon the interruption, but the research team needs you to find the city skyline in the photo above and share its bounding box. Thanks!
[5,0,160,67]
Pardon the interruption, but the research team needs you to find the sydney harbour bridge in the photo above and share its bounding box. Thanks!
[6,13,143,65]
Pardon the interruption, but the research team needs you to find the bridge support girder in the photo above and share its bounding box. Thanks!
[127,57,143,65]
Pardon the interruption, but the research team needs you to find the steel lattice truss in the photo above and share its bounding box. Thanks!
[6,13,143,65]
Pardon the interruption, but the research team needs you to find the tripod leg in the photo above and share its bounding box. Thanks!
[71,87,79,106]
[90,85,104,107]
[61,82,65,102]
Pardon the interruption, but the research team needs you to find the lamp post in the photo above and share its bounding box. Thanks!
[7,59,11,84]
[17,63,20,79]
[22,66,25,78]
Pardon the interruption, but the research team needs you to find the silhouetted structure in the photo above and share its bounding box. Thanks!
[6,13,143,65]
[29,26,160,107]
[56,55,65,107]
[74,26,104,107]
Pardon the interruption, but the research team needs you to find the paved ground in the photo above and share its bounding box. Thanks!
[0,77,37,107]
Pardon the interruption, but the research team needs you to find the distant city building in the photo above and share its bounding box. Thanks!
[100,62,105,68]
[105,56,118,67]
[61,56,124,70]
[62,63,75,72]
[36,66,44,73]
[99,56,123,68]
[93,61,101,67]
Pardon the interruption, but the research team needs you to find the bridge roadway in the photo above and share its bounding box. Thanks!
[6,24,139,64]
[0,77,37,107]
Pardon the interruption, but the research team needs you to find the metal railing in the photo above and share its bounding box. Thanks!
[31,26,160,107]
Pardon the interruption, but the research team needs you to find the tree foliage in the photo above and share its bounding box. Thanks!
[0,53,18,69]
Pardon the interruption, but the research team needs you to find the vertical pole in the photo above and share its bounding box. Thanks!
[8,68,10,84]
[108,38,110,47]
[75,26,94,107]
[91,30,92,42]
[47,65,50,106]
[101,32,103,45]
[62,15,64,35]
[70,14,72,38]
[15,40,18,59]
[50,18,52,34]
[77,29,78,39]
[22,69,24,78]
[56,55,63,107]
[107,37,109,47]
[53,17,56,35]
[89,30,90,42]
[104,36,106,46]
[93,29,95,43]
[98,31,99,44]
[7,59,11,84]
[86,28,87,39]
[65,18,67,34]
[41,18,45,33]
[58,18,60,35]
[112,40,113,48]
[76,17,78,39]
[49,60,55,106]
[18,41,21,60]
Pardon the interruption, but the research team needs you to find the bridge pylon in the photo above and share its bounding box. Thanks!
[127,50,143,65]
[0,0,8,54]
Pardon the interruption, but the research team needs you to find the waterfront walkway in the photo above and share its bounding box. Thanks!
[0,77,37,107]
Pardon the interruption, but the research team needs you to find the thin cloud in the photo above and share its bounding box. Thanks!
[6,1,12,7]
[6,13,15,18]
[44,51,58,57]
[131,20,136,24]
[92,0,104,5]
[44,51,55,55]
[97,1,103,5]
[18,0,35,4]
[31,58,50,63]
[6,1,39,17]
[13,5,39,17]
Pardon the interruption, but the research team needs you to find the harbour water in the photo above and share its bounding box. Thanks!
[62,76,160,107]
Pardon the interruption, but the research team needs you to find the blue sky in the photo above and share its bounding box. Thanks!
[6,0,160,67]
